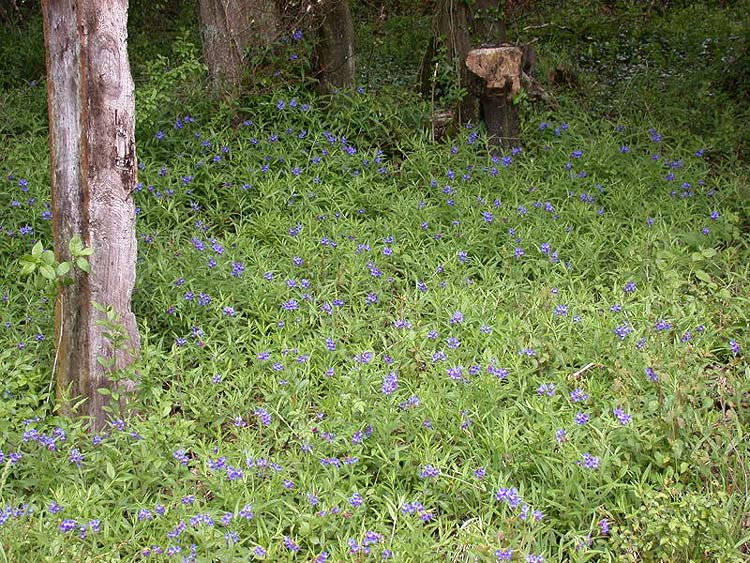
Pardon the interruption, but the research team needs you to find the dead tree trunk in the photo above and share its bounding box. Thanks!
[198,0,279,94]
[314,0,356,93]
[42,0,140,431]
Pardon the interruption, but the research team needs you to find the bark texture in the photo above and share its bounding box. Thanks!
[314,0,356,93]
[198,0,279,94]
[42,0,139,430]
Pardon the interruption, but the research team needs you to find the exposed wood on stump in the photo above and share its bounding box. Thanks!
[42,0,139,431]
[314,0,356,93]
[466,45,522,149]
[198,0,279,94]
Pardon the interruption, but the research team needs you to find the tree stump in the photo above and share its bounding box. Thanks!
[465,46,523,150]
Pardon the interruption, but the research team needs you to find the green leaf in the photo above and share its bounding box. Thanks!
[39,264,56,280]
[694,269,712,283]
[41,250,56,266]
[31,240,43,258]
[76,257,91,273]
[701,247,717,258]
[97,356,115,368]
[656,250,674,261]
[97,387,111,396]
[106,461,116,480]
[19,262,36,275]
[69,236,83,254]
[56,262,71,277]
[79,247,94,256]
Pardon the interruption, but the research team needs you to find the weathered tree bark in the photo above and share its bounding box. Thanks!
[466,46,521,149]
[313,0,356,93]
[198,0,279,94]
[42,0,139,431]
[420,2,549,146]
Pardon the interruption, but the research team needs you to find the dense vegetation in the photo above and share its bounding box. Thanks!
[1,1,749,561]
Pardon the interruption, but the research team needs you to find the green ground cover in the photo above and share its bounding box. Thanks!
[0,2,749,561]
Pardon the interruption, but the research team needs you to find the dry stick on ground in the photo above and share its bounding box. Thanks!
[570,362,601,380]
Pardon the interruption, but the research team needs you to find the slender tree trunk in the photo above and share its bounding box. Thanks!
[198,0,279,94]
[418,0,507,124]
[314,0,355,93]
[42,0,139,431]
[418,0,476,122]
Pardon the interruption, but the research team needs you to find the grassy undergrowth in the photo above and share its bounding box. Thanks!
[1,3,750,562]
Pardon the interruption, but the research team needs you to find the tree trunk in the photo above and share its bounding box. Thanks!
[314,0,356,93]
[198,0,279,95]
[472,0,506,46]
[418,0,507,124]
[42,0,140,431]
[418,0,476,122]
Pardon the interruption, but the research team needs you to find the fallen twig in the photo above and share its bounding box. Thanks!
[522,22,572,32]
[570,362,600,379]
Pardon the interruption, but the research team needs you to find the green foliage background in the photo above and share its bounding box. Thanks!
[0,1,749,561]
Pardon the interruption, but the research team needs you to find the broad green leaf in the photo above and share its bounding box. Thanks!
[77,257,91,273]
[19,255,37,265]
[39,264,56,280]
[41,250,56,266]
[20,262,36,275]
[31,240,43,258]
[694,269,711,283]
[69,236,83,254]
[56,262,71,277]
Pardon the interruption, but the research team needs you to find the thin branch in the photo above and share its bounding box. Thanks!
[570,362,600,380]
[521,22,572,32]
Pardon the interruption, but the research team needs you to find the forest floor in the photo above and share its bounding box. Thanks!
[1,2,749,561]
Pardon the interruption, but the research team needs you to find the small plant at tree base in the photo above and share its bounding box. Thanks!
[92,301,140,409]
[18,236,93,289]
